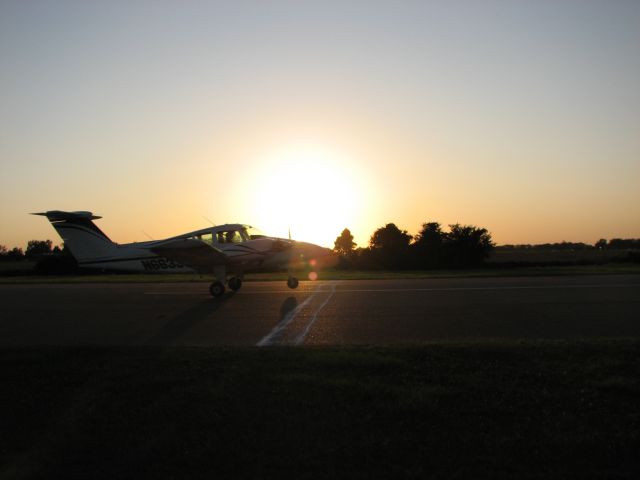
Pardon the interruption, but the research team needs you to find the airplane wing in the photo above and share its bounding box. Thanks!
[150,239,228,273]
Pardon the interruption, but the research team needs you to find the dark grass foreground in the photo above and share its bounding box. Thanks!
[2,342,639,479]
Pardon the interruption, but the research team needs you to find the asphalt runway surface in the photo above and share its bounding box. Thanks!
[1,275,639,346]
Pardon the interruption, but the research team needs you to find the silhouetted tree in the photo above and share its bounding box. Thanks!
[608,238,640,249]
[334,228,357,257]
[1,246,25,261]
[333,228,357,269]
[350,247,376,270]
[370,223,412,250]
[6,247,24,260]
[412,222,444,268]
[595,239,608,250]
[369,223,412,269]
[25,239,53,259]
[442,224,494,267]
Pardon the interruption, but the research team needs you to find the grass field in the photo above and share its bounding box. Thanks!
[1,262,640,284]
[2,341,639,479]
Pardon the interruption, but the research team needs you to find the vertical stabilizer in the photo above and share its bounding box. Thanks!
[32,211,119,262]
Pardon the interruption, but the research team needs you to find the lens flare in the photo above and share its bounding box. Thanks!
[308,271,318,281]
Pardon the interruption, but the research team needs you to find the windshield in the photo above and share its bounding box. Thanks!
[244,226,266,240]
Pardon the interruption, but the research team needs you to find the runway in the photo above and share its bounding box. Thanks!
[1,275,639,346]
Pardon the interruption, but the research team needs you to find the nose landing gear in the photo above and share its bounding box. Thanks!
[228,277,242,291]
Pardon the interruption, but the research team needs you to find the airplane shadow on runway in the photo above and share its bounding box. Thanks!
[280,296,298,320]
[148,292,236,344]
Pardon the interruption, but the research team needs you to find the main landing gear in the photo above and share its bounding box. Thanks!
[209,274,297,297]
[209,275,243,298]
[209,281,225,297]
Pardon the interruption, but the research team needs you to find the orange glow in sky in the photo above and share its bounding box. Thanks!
[1,2,639,249]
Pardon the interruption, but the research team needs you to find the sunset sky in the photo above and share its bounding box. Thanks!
[1,1,639,249]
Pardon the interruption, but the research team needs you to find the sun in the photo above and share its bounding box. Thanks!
[247,145,364,247]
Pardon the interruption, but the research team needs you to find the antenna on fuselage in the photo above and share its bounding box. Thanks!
[288,227,292,240]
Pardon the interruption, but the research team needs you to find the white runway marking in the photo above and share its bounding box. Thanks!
[256,282,339,346]
[333,283,640,293]
[256,286,321,346]
[293,282,337,346]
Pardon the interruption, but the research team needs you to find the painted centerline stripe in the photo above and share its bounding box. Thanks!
[334,283,640,293]
[144,283,640,295]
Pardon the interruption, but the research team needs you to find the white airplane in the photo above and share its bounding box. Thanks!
[33,210,335,296]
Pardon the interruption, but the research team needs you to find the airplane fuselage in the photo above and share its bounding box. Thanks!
[74,226,299,273]
[33,211,334,296]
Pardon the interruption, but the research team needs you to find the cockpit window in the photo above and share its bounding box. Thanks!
[189,232,213,244]
[217,230,243,243]
[200,233,213,245]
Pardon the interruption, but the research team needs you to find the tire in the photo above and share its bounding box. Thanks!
[287,276,299,289]
[209,281,226,297]
[228,277,242,291]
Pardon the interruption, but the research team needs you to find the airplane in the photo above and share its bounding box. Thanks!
[32,210,335,297]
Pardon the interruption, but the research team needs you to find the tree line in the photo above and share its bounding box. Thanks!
[0,240,67,261]
[333,222,495,269]
[498,239,640,250]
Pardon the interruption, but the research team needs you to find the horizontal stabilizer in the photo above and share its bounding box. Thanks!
[31,211,102,221]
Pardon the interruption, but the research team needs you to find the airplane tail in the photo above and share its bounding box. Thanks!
[32,211,119,262]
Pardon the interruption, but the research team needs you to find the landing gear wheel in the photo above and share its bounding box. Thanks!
[287,276,299,289]
[228,277,242,291]
[209,281,226,297]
